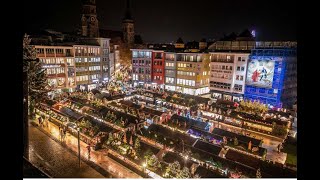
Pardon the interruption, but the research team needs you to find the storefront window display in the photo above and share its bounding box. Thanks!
[223,94,232,101]
[212,93,222,99]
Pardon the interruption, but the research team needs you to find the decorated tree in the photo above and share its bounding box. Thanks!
[177,167,191,178]
[107,133,114,145]
[148,155,161,169]
[134,137,141,153]
[23,34,50,118]
[166,161,181,177]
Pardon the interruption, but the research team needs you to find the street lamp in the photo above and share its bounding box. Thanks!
[142,162,147,176]
[77,127,81,168]
[184,155,188,167]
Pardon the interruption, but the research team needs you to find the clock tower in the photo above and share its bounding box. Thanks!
[81,0,99,37]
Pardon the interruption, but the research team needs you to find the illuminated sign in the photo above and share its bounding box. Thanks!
[246,60,275,88]
[251,30,256,37]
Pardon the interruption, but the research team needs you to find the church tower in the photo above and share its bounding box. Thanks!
[122,0,134,45]
[81,0,99,37]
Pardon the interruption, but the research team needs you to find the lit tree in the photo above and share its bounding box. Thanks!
[148,155,161,169]
[177,167,191,178]
[256,168,262,178]
[234,137,238,146]
[23,34,50,118]
[134,137,141,150]
[107,133,114,145]
[166,161,181,177]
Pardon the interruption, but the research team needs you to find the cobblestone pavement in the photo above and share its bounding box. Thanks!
[28,125,105,178]
[30,118,141,178]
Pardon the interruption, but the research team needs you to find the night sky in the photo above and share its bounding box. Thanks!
[24,0,296,43]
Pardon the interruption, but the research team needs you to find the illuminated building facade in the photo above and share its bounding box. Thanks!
[175,53,210,95]
[164,52,177,91]
[35,45,76,91]
[131,49,153,87]
[244,42,297,108]
[152,51,165,88]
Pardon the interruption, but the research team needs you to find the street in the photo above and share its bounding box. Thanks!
[30,118,142,178]
[29,124,105,178]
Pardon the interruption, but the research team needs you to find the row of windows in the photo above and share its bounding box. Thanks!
[39,48,68,55]
[210,81,231,90]
[76,67,87,72]
[88,66,100,71]
[154,52,163,59]
[236,66,245,71]
[40,58,64,64]
[132,60,151,66]
[165,54,175,61]
[176,54,202,62]
[235,75,244,81]
[210,54,234,63]
[234,84,243,91]
[154,76,162,80]
[48,78,65,87]
[132,51,152,58]
[165,70,175,75]
[46,68,65,75]
[91,74,99,80]
[66,58,74,66]
[76,75,89,82]
[177,71,195,76]
[154,61,163,66]
[166,62,174,67]
[211,73,232,80]
[177,78,196,86]
[177,63,196,68]
[211,65,233,71]
[154,68,163,73]
[75,47,100,56]
[132,74,152,81]
[75,57,100,63]
[237,57,246,62]
[166,77,175,84]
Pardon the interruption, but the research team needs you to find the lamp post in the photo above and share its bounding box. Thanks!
[77,127,81,168]
[23,58,39,160]
[142,162,147,176]
[184,155,188,167]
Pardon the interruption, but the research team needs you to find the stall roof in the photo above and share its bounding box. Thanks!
[171,114,208,131]
[193,140,222,156]
[225,149,260,169]
[59,107,84,120]
[212,128,262,146]
[91,89,100,95]
[194,166,225,178]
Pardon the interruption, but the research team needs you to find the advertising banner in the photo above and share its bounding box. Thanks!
[246,60,275,88]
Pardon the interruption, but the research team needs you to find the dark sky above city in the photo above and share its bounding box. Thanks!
[24,0,296,43]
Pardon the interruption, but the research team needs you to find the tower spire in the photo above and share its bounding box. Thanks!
[124,0,132,20]
[122,0,134,45]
